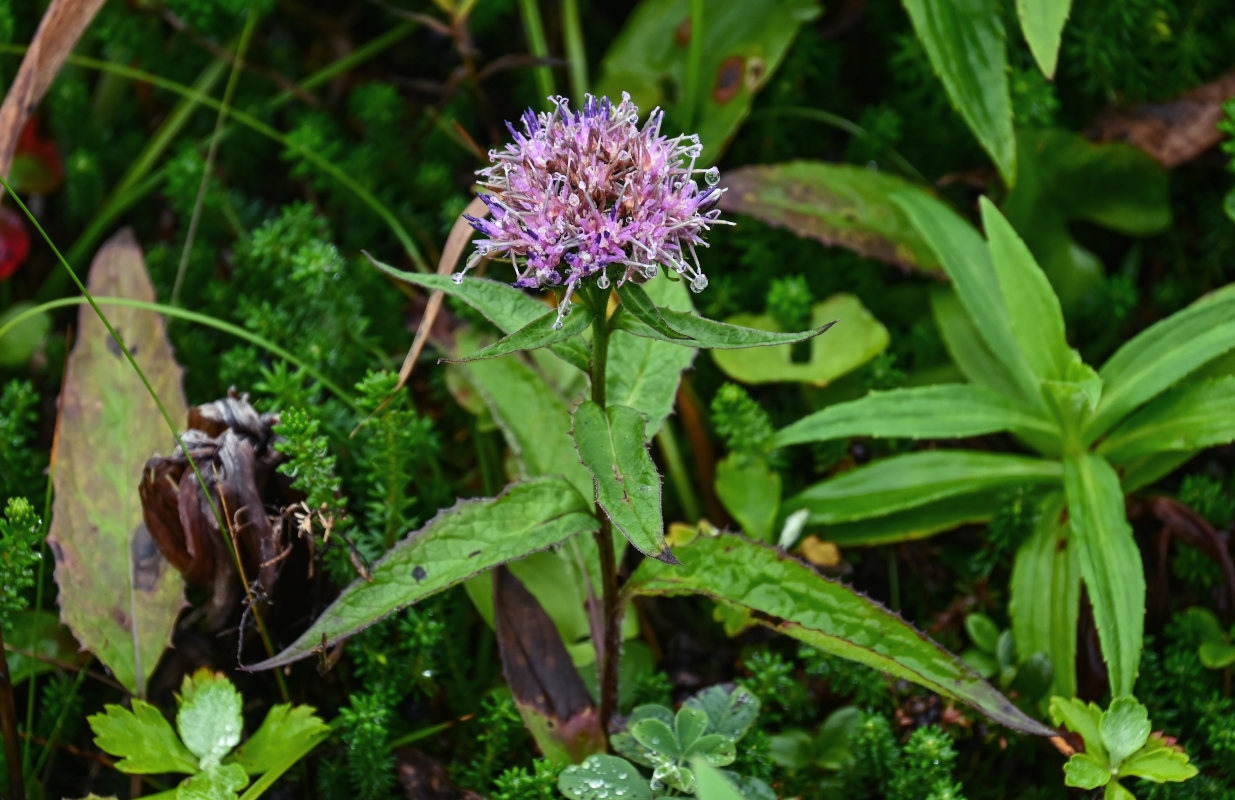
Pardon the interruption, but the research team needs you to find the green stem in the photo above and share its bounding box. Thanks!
[682,0,704,131]
[561,0,588,102]
[585,284,619,735]
[30,657,90,778]
[655,423,701,522]
[518,0,556,102]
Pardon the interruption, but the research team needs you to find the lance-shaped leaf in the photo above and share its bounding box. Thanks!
[788,451,1061,524]
[48,229,187,696]
[616,281,690,340]
[716,161,944,274]
[371,259,590,372]
[931,289,1025,402]
[903,0,1016,185]
[248,477,597,669]
[494,567,605,764]
[625,531,1054,735]
[773,384,1055,448]
[442,306,591,363]
[571,401,674,564]
[1086,285,1235,442]
[1098,377,1235,463]
[1064,453,1144,697]
[613,305,834,349]
[810,488,1006,546]
[1017,0,1071,77]
[1009,492,1079,698]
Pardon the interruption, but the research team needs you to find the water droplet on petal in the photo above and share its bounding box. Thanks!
[704,166,720,186]
[451,272,465,284]
[690,274,709,293]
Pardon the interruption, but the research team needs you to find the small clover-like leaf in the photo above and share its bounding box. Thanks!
[177,763,249,800]
[965,613,1000,654]
[683,684,760,741]
[674,705,709,751]
[614,704,675,766]
[684,733,736,766]
[1198,640,1235,669]
[1105,781,1137,800]
[632,717,681,760]
[652,761,695,794]
[1063,752,1113,790]
[1100,696,1151,767]
[226,703,329,775]
[558,754,651,800]
[176,669,243,769]
[88,699,199,775]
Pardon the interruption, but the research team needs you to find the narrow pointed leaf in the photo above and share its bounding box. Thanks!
[48,229,187,696]
[902,0,1016,185]
[1009,492,1079,698]
[1063,453,1143,697]
[626,531,1055,735]
[613,306,834,349]
[931,289,1025,400]
[788,451,1061,524]
[371,259,590,371]
[571,401,674,563]
[1087,286,1235,442]
[816,488,1006,546]
[248,477,598,669]
[1098,377,1235,463]
[442,306,590,363]
[1017,0,1071,77]
[616,281,690,339]
[774,384,1054,448]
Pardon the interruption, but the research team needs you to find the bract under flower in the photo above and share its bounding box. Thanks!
[460,93,728,327]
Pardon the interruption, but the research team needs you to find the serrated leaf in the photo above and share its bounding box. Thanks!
[1100,697,1151,767]
[571,401,673,563]
[1016,0,1071,77]
[627,532,1055,735]
[88,699,199,774]
[558,754,651,800]
[442,306,591,363]
[716,161,945,273]
[373,261,590,372]
[248,477,598,669]
[48,229,187,695]
[1098,377,1235,463]
[1064,453,1144,697]
[616,282,690,340]
[614,305,834,349]
[789,451,1061,524]
[710,295,882,385]
[902,0,1016,185]
[1049,696,1107,761]
[1063,752,1112,790]
[178,763,248,800]
[177,669,243,768]
[684,685,759,742]
[1120,743,1199,782]
[227,703,329,775]
[773,383,1054,447]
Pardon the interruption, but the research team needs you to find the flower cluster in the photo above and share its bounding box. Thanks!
[460,93,727,326]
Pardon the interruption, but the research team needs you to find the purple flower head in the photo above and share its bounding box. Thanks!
[457,93,729,327]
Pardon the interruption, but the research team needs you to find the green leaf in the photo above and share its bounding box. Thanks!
[633,717,682,759]
[788,451,1061,524]
[1098,377,1235,463]
[894,189,1038,404]
[1120,742,1199,782]
[1016,0,1071,77]
[1120,450,1198,495]
[979,197,1074,382]
[443,306,591,364]
[227,703,329,775]
[248,477,598,669]
[685,733,736,765]
[714,454,781,542]
[1087,285,1235,441]
[1063,453,1144,697]
[607,275,697,436]
[596,0,821,163]
[3,610,83,685]
[1106,782,1137,800]
[616,282,690,340]
[1199,641,1235,669]
[931,289,1026,402]
[89,699,200,775]
[709,295,887,385]
[1063,753,1112,790]
[177,670,244,769]
[614,305,834,350]
[684,684,760,742]
[811,488,1007,546]
[1010,493,1079,698]
[374,262,590,372]
[571,402,673,563]
[902,0,1016,185]
[559,754,652,800]
[1100,696,1151,767]
[0,302,52,368]
[47,231,188,696]
[177,764,249,800]
[773,384,1054,448]
[675,705,710,751]
[716,161,946,273]
[691,758,749,800]
[965,614,1000,654]
[1050,696,1107,761]
[628,531,1055,735]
